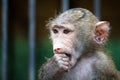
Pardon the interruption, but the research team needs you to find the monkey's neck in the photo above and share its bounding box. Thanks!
[79,42,105,59]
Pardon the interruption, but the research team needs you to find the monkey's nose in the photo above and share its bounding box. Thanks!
[54,48,62,54]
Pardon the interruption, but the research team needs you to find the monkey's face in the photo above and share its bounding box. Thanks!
[50,24,78,57]
[50,23,84,65]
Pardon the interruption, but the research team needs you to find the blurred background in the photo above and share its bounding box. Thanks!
[0,0,120,80]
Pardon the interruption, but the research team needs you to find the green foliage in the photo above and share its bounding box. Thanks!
[106,39,120,70]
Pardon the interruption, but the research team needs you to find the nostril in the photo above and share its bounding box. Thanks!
[56,48,61,51]
[54,48,61,53]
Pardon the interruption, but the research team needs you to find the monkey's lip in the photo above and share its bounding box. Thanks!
[54,52,71,57]
[64,53,71,57]
[61,52,72,58]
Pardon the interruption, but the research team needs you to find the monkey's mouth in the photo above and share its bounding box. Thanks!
[63,53,72,61]
[54,51,72,59]
[65,53,71,58]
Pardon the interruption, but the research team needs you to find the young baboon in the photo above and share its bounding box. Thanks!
[38,8,120,80]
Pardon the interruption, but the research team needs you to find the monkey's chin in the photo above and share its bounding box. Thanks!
[65,52,78,68]
[69,57,77,69]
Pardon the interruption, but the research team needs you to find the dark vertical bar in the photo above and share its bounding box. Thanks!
[28,0,36,80]
[94,0,101,19]
[2,0,8,80]
[61,0,69,12]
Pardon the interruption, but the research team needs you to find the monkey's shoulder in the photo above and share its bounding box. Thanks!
[94,51,118,76]
[95,51,115,68]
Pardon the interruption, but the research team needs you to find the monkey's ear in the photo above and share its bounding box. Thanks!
[94,21,110,44]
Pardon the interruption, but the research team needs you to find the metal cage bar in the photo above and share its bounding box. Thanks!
[2,0,8,80]
[61,0,70,12]
[28,0,36,80]
[94,0,101,19]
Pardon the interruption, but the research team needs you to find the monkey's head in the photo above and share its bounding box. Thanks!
[47,8,110,66]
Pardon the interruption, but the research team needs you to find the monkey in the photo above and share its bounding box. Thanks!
[38,8,120,80]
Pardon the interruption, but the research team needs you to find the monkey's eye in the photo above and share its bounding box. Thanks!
[52,29,58,34]
[63,29,71,34]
